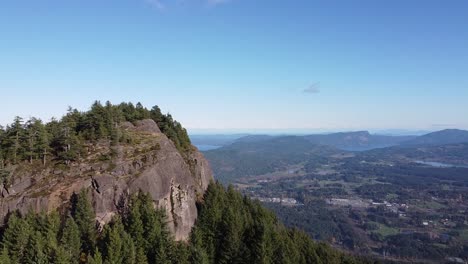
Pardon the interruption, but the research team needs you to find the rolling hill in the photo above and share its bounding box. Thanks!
[401,129,468,146]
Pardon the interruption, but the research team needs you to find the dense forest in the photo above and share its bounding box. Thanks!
[0,182,371,264]
[0,101,191,182]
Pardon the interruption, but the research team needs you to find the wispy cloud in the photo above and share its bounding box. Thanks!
[207,0,230,6]
[303,82,320,94]
[145,0,165,10]
[144,0,231,10]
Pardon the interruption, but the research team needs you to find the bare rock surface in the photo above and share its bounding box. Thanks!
[0,119,213,240]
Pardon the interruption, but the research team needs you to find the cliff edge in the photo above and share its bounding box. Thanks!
[0,119,213,240]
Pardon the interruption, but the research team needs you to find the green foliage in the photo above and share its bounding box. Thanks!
[0,247,11,264]
[0,101,192,168]
[71,189,96,254]
[87,248,103,264]
[150,105,192,152]
[0,183,365,264]
[60,217,81,263]
[191,182,366,264]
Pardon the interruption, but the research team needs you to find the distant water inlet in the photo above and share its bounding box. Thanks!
[415,160,468,168]
[195,144,222,151]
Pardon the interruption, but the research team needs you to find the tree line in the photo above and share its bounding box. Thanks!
[0,101,192,172]
[0,182,373,264]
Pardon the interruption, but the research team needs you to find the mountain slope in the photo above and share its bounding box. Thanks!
[304,131,415,151]
[401,129,468,146]
[0,103,212,240]
[360,142,468,166]
[204,136,341,183]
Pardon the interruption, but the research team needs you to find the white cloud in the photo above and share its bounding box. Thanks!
[144,0,231,10]
[303,82,320,94]
[207,0,230,5]
[145,0,165,10]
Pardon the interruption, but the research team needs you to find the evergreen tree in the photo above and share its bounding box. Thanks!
[121,232,136,264]
[102,219,124,264]
[135,102,150,120]
[71,190,96,254]
[0,247,11,264]
[61,216,81,263]
[42,211,61,262]
[88,248,103,264]
[35,119,51,166]
[1,213,31,263]
[53,246,71,264]
[23,230,47,264]
[7,116,24,164]
[0,126,5,168]
[25,118,41,163]
[189,230,209,264]
[124,194,144,249]
[137,192,171,263]
[53,118,80,164]
[217,207,241,264]
[135,246,149,264]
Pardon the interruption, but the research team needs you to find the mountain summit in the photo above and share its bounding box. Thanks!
[0,102,212,240]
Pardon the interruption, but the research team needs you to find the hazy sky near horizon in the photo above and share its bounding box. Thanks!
[1,0,467,133]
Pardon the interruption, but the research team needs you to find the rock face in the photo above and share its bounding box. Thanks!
[0,119,213,240]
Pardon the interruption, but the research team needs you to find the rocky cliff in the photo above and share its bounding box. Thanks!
[0,119,213,240]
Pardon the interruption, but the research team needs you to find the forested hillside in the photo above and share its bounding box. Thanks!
[0,183,370,264]
[0,101,191,170]
[203,136,339,184]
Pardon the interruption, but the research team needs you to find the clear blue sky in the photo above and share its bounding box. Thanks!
[1,0,467,133]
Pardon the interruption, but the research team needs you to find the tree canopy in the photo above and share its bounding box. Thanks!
[0,101,192,168]
[0,183,372,264]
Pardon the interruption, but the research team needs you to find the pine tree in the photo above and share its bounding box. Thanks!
[88,248,103,264]
[135,102,150,120]
[0,247,11,264]
[35,119,50,166]
[61,216,81,263]
[23,230,47,264]
[124,195,144,248]
[102,219,124,264]
[42,211,61,262]
[135,246,149,264]
[0,125,6,168]
[7,116,24,164]
[137,192,171,263]
[1,213,31,263]
[25,118,39,163]
[121,232,136,264]
[53,246,71,264]
[189,230,209,264]
[217,207,241,264]
[71,190,96,254]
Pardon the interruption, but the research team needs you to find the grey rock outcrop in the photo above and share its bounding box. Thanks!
[0,119,213,240]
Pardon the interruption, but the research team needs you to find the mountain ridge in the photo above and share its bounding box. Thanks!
[401,128,468,146]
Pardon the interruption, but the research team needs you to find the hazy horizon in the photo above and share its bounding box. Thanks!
[187,128,434,136]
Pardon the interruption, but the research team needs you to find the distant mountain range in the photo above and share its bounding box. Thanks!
[400,129,468,146]
[303,131,415,151]
[192,129,468,151]
[197,129,468,183]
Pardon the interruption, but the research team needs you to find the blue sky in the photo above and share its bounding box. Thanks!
[0,0,467,133]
